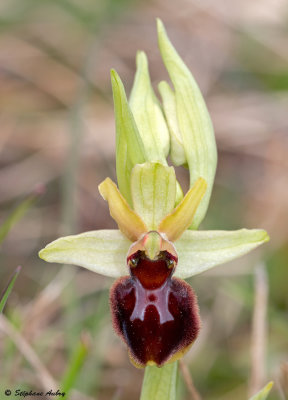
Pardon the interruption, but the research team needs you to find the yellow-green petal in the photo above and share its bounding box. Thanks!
[249,382,273,400]
[111,69,146,206]
[158,177,207,241]
[131,162,176,230]
[130,52,170,163]
[39,230,130,278]
[99,178,148,242]
[174,229,270,279]
[157,19,217,229]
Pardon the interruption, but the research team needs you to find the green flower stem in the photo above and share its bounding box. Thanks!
[140,362,178,400]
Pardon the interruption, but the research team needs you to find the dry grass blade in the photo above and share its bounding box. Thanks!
[179,359,202,400]
[0,312,96,400]
[0,313,57,391]
[23,267,76,336]
[249,264,269,396]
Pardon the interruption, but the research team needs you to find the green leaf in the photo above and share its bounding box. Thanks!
[60,333,90,397]
[39,230,130,278]
[130,52,170,163]
[111,69,147,205]
[0,266,21,313]
[249,382,273,400]
[157,19,217,229]
[0,192,40,245]
[174,229,270,279]
[140,362,178,400]
[158,81,186,166]
[131,162,176,230]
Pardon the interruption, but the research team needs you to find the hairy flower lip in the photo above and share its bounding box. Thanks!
[110,252,201,368]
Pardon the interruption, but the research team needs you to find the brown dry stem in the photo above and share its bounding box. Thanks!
[179,359,202,400]
[249,263,269,396]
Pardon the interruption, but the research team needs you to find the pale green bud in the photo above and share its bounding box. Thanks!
[157,19,217,229]
[158,80,186,167]
[111,69,146,206]
[129,51,170,163]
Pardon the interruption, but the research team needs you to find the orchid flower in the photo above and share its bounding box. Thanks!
[39,20,269,369]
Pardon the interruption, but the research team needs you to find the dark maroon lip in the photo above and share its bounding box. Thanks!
[110,250,201,367]
[128,250,175,289]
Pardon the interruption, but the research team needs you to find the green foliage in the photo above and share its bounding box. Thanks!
[249,382,273,400]
[0,193,39,245]
[60,333,90,397]
[0,193,37,313]
[0,266,21,314]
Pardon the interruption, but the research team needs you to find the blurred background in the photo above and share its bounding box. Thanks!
[0,0,287,399]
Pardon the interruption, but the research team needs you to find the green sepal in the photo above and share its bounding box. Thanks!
[157,19,217,229]
[39,230,130,278]
[174,229,270,279]
[131,162,176,230]
[111,69,146,205]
